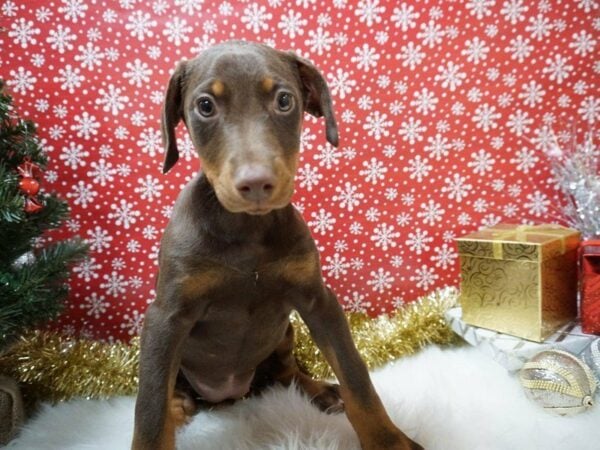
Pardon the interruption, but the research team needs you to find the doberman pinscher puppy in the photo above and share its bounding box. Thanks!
[132,41,423,450]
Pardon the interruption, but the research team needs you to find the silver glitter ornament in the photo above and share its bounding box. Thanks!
[519,349,597,415]
[583,338,600,384]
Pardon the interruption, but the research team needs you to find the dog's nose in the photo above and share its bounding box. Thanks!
[234,165,276,203]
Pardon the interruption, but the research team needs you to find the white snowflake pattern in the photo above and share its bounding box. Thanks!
[370,223,400,251]
[367,268,394,293]
[333,182,364,212]
[80,293,110,319]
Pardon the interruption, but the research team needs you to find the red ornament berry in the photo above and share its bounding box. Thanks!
[24,197,43,213]
[19,177,40,196]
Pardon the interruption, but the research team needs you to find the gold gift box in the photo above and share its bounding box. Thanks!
[455,224,581,342]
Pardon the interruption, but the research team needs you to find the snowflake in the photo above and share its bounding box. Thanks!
[519,81,546,106]
[442,173,472,202]
[524,190,550,216]
[351,44,380,71]
[7,67,36,94]
[398,42,425,70]
[125,11,156,40]
[333,182,364,212]
[417,200,445,226]
[278,9,306,38]
[424,134,451,161]
[466,0,495,20]
[403,155,432,183]
[431,243,457,270]
[417,20,444,48]
[367,268,394,293]
[80,293,110,319]
[435,61,466,91]
[242,3,272,34]
[405,228,433,254]
[391,3,420,31]
[355,0,385,27]
[370,223,400,251]
[411,88,438,114]
[9,18,40,48]
[501,0,529,24]
[526,14,552,41]
[472,103,501,132]
[124,59,152,87]
[328,69,356,99]
[542,54,573,84]
[53,64,84,93]
[570,30,597,56]
[135,175,163,201]
[163,17,192,46]
[175,0,203,15]
[67,180,97,208]
[399,117,426,144]
[96,84,129,115]
[59,0,88,23]
[60,141,89,169]
[297,164,322,191]
[86,226,113,252]
[305,27,333,55]
[71,112,100,139]
[462,37,489,64]
[323,253,350,279]
[108,200,140,229]
[506,109,533,136]
[343,292,371,313]
[46,24,76,53]
[74,42,104,70]
[314,143,342,169]
[308,208,336,235]
[73,257,101,282]
[468,149,495,174]
[363,111,392,140]
[410,265,439,290]
[101,271,129,297]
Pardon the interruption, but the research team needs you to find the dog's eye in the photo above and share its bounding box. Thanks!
[197,97,215,117]
[276,92,293,112]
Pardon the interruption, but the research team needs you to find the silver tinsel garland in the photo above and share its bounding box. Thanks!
[543,126,599,239]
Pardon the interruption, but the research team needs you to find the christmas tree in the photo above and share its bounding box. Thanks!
[0,80,88,347]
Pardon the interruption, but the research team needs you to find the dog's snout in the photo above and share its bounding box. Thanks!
[234,165,276,203]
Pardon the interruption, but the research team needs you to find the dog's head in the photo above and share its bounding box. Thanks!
[161,41,338,215]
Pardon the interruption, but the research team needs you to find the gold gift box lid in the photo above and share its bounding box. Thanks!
[455,224,581,262]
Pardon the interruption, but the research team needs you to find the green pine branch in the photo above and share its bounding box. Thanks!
[0,80,89,347]
[0,239,89,346]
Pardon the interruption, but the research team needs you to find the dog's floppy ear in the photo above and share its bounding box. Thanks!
[289,53,339,148]
[161,61,187,174]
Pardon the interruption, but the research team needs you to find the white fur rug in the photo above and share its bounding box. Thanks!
[7,346,600,450]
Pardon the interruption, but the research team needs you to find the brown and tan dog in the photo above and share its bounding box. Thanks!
[132,41,423,450]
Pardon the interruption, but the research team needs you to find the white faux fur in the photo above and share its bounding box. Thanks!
[7,346,600,450]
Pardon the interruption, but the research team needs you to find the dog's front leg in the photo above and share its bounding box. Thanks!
[296,285,424,450]
[132,300,194,450]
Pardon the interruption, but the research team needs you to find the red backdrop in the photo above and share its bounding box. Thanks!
[1,0,598,341]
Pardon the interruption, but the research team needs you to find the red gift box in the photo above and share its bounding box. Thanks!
[580,241,600,335]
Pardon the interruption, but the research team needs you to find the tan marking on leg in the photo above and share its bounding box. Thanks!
[262,77,275,93]
[211,79,225,96]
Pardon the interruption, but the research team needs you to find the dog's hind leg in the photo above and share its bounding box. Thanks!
[252,322,345,414]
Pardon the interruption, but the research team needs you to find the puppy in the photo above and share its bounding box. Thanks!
[132,41,423,450]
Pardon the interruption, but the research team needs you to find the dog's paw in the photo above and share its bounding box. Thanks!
[170,391,197,427]
[311,383,345,414]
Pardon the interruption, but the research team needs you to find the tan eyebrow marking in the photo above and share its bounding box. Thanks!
[261,77,275,93]
[211,80,225,96]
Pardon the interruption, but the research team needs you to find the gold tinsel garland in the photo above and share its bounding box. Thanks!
[0,287,459,403]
